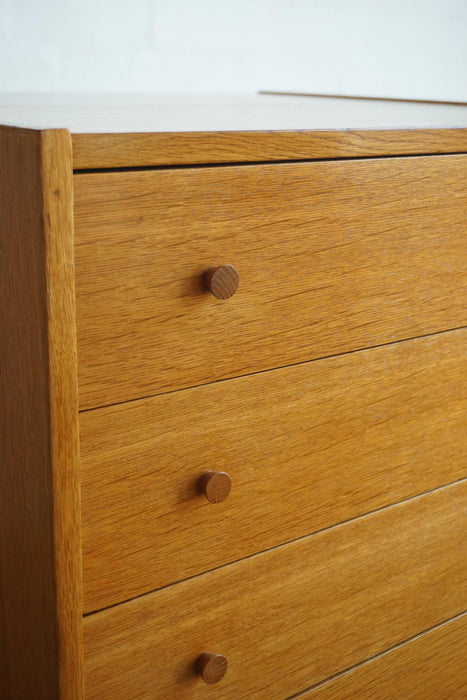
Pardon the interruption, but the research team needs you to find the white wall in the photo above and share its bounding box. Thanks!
[1,0,466,100]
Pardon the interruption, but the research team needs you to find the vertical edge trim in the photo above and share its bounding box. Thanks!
[41,129,84,699]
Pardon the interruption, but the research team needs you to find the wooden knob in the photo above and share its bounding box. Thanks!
[204,265,239,299]
[197,652,228,684]
[200,471,232,504]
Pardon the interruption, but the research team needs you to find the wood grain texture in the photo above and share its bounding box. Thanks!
[82,481,467,699]
[204,265,239,300]
[199,472,232,504]
[72,128,467,169]
[0,127,83,699]
[80,329,467,612]
[197,653,229,685]
[41,130,84,699]
[293,613,467,699]
[2,94,467,169]
[74,155,467,410]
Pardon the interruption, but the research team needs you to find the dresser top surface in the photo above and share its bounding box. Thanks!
[1,93,467,133]
[2,93,467,169]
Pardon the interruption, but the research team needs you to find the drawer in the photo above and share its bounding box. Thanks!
[297,613,467,700]
[83,482,467,699]
[74,155,467,410]
[80,328,467,612]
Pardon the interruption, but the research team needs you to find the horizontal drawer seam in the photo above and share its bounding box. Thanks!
[82,475,467,617]
[78,323,467,414]
[73,149,467,174]
[287,610,467,699]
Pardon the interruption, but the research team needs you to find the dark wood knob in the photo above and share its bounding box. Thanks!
[200,471,232,504]
[197,652,228,684]
[204,265,239,299]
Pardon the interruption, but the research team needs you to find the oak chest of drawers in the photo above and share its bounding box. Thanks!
[1,94,467,699]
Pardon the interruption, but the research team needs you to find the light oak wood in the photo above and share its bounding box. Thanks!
[2,95,467,169]
[41,130,84,700]
[1,99,466,699]
[80,329,467,612]
[82,481,467,699]
[0,127,83,698]
[74,155,467,409]
[72,127,467,169]
[294,613,467,699]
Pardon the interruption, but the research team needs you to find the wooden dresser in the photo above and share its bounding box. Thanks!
[1,94,466,699]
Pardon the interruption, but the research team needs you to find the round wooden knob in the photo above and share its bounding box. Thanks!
[204,265,239,299]
[200,471,232,504]
[197,652,228,684]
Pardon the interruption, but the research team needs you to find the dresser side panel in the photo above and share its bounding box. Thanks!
[0,127,83,699]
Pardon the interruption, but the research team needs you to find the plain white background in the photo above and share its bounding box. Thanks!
[1,0,466,100]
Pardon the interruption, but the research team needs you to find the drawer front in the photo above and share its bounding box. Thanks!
[74,155,467,410]
[80,329,467,612]
[83,482,467,699]
[297,613,467,700]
